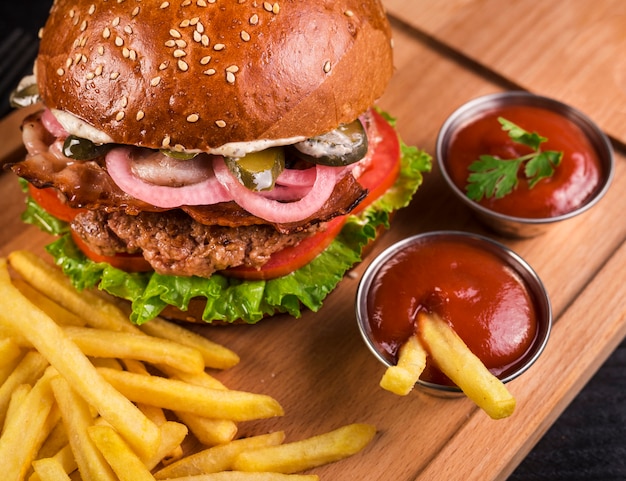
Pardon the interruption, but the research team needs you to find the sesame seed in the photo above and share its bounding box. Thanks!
[65,58,72,68]
[121,96,128,107]
[344,10,354,17]
[170,29,181,38]
[123,47,130,58]
[115,111,125,121]
[203,68,216,75]
[187,114,199,123]
[323,61,332,73]
[81,54,87,63]
[124,25,133,34]
[175,39,187,48]
[263,2,272,12]
[214,43,225,51]
[226,65,239,73]
[110,71,120,79]
[215,120,226,128]
[159,61,169,70]
[150,76,161,86]
[86,72,95,80]
[80,20,88,31]
[136,110,145,121]
[173,144,185,152]
[38,27,44,39]
[162,136,171,148]
[73,53,82,65]
[165,40,176,47]
[95,65,103,75]
[180,19,190,27]
[241,30,251,42]
[193,31,202,42]
[226,72,236,84]
[273,3,280,14]
[200,55,211,65]
[56,68,65,76]
[196,22,205,34]
[132,6,140,16]
[178,59,189,71]
[190,17,199,25]
[129,49,137,61]
[201,35,209,46]
[112,17,120,27]
[249,14,259,25]
[182,0,192,6]
[98,45,104,55]
[197,0,208,6]
[160,1,170,8]
[69,9,75,18]
[103,27,111,39]
[173,49,186,58]
[88,4,96,14]
[115,36,124,47]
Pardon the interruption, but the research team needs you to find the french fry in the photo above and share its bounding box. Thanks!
[64,326,206,374]
[379,334,428,396]
[7,251,141,334]
[35,419,69,460]
[50,376,118,481]
[87,424,156,481]
[31,458,72,481]
[12,277,86,327]
[154,431,286,479]
[0,336,21,367]
[29,445,77,481]
[0,260,162,460]
[0,350,49,427]
[139,317,240,370]
[0,368,57,481]
[163,473,319,480]
[97,367,284,422]
[232,424,376,474]
[143,421,188,471]
[417,312,516,419]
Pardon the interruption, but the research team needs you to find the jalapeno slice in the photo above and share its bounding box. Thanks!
[225,147,285,191]
[293,119,368,166]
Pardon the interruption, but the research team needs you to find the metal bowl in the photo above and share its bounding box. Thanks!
[436,91,614,237]
[355,231,552,396]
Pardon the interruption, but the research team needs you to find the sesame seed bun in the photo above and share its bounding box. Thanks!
[35,0,394,151]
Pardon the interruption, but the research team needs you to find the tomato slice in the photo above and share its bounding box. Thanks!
[28,184,86,222]
[70,229,153,273]
[224,111,401,280]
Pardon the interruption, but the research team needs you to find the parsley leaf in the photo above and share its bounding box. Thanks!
[466,117,563,201]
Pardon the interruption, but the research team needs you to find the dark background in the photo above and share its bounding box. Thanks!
[1,2,624,479]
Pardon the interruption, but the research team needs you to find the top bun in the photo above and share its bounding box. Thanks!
[36,0,394,151]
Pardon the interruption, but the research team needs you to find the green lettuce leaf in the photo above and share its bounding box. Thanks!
[24,122,432,325]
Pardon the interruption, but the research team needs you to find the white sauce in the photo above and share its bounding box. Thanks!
[50,109,306,157]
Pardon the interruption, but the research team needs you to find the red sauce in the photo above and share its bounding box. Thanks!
[366,236,538,385]
[445,105,602,218]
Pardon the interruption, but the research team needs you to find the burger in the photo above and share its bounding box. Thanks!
[7,0,431,324]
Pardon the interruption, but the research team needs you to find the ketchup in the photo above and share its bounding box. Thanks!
[445,105,602,218]
[366,236,538,385]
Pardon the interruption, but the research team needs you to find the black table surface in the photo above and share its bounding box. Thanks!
[1,2,624,480]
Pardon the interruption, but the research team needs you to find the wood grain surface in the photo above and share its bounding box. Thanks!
[1,3,625,480]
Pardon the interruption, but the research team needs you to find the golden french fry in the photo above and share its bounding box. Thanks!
[154,431,286,479]
[30,445,77,481]
[0,368,57,481]
[162,473,319,480]
[158,366,238,446]
[0,350,49,427]
[417,312,516,419]
[97,367,284,422]
[143,421,188,470]
[31,457,72,481]
[139,317,240,370]
[64,326,205,374]
[0,260,162,460]
[232,424,376,474]
[35,419,69,460]
[50,376,118,481]
[380,334,428,396]
[0,336,21,367]
[7,251,141,334]
[12,277,86,327]
[87,424,155,481]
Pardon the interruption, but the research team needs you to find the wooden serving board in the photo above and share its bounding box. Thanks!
[1,9,625,481]
[384,0,626,146]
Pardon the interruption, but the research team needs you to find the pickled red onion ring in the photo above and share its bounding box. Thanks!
[41,109,68,138]
[213,157,337,223]
[275,166,316,187]
[105,147,231,208]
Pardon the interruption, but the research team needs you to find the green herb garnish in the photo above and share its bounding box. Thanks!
[466,117,563,201]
